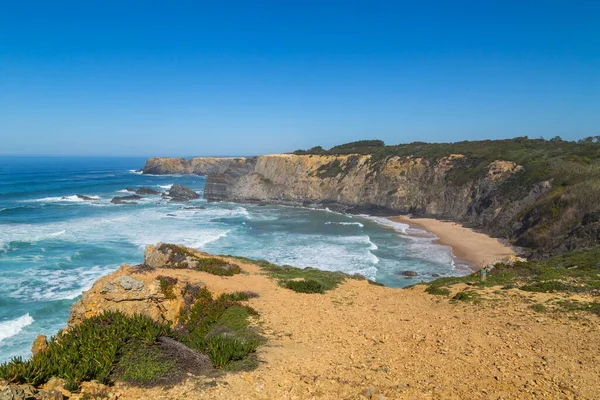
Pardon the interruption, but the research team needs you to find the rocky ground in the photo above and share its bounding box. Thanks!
[19,250,595,400]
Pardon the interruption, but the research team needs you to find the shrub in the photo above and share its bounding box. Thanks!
[207,336,261,369]
[196,257,241,276]
[157,275,178,299]
[425,286,451,296]
[116,341,175,384]
[284,279,324,294]
[0,312,172,389]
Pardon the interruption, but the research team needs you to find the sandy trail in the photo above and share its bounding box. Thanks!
[117,259,600,400]
[390,215,515,269]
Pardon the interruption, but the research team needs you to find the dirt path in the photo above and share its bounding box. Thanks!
[116,259,600,399]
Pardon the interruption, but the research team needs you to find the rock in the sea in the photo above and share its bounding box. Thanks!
[135,187,160,195]
[167,184,200,202]
[183,206,206,210]
[75,194,96,201]
[124,187,136,192]
[400,271,418,277]
[110,195,141,204]
[431,273,441,277]
[31,334,48,356]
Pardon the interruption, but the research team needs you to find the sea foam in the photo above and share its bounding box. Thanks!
[0,314,34,343]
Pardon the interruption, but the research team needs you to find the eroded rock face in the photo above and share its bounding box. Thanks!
[68,264,186,326]
[135,187,161,195]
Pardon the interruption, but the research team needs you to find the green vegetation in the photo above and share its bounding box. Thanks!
[0,312,172,390]
[157,275,178,299]
[195,257,241,276]
[156,243,241,276]
[0,286,263,390]
[226,256,359,293]
[316,159,345,178]
[423,246,600,315]
[177,287,262,369]
[116,341,175,385]
[285,279,324,294]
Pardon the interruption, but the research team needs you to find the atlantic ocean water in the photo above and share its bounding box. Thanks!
[0,156,470,362]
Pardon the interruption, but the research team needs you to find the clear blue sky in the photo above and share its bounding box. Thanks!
[1,1,598,156]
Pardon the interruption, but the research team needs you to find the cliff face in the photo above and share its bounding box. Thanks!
[206,154,538,231]
[143,153,599,256]
[142,157,255,176]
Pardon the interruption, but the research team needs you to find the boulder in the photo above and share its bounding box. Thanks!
[124,187,136,192]
[31,334,48,356]
[167,185,200,202]
[135,187,160,195]
[183,206,206,210]
[110,195,141,204]
[400,271,418,277]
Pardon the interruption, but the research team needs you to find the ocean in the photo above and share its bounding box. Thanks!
[0,156,470,362]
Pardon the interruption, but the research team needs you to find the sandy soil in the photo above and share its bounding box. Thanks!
[390,216,515,269]
[114,258,600,400]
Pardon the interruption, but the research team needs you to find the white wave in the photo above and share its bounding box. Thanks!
[25,195,100,203]
[189,230,231,248]
[158,184,173,190]
[9,265,117,302]
[0,314,34,343]
[129,169,143,174]
[325,221,364,228]
[368,251,380,264]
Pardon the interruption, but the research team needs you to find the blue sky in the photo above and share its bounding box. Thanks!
[1,1,598,156]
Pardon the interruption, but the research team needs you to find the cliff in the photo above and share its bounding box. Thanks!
[143,138,600,257]
[142,157,255,176]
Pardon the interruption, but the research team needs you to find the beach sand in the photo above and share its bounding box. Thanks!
[389,215,514,269]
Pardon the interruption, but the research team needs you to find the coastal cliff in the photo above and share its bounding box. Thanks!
[142,157,255,176]
[143,138,600,257]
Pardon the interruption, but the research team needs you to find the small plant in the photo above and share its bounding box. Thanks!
[219,291,259,301]
[207,335,260,369]
[425,286,451,296]
[116,341,175,384]
[451,291,480,303]
[529,303,548,313]
[284,279,324,294]
[157,275,178,299]
[196,257,241,276]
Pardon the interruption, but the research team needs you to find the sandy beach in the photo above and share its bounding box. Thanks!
[389,215,515,269]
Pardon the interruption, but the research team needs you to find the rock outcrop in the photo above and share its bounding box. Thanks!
[110,195,141,204]
[142,157,254,176]
[166,184,200,202]
[68,263,188,326]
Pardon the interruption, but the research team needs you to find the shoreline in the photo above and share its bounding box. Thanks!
[389,215,514,269]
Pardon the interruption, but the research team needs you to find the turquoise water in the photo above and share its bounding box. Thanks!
[0,157,470,362]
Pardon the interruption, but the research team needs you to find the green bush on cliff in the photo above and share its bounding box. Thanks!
[285,279,324,293]
[195,257,241,276]
[177,287,262,369]
[0,285,264,389]
[0,312,172,390]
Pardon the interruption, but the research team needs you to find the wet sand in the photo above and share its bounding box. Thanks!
[389,215,514,269]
